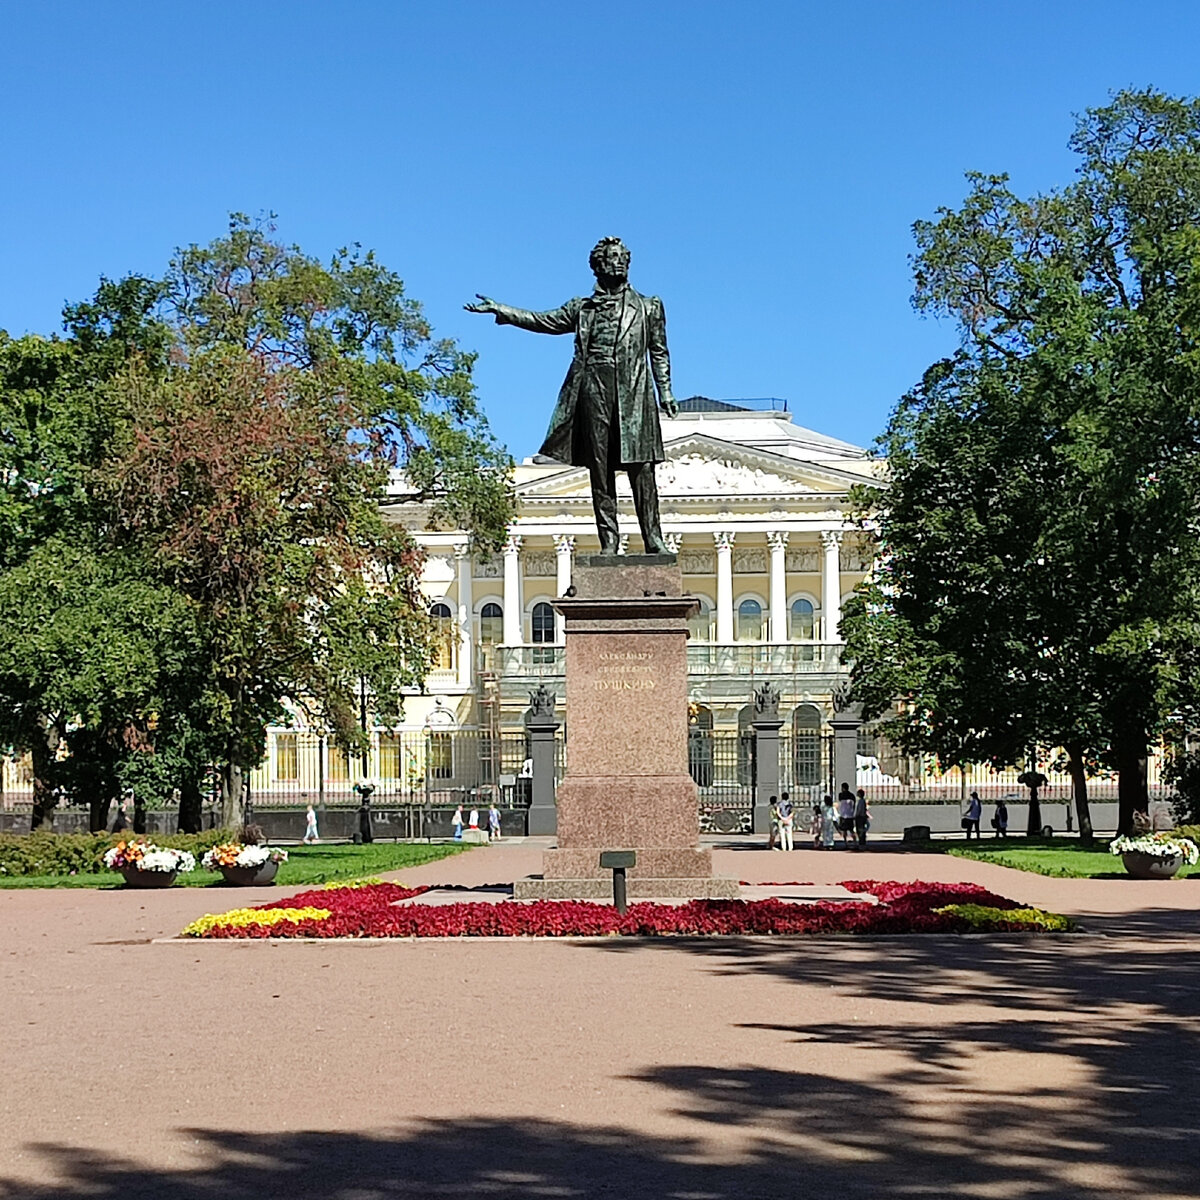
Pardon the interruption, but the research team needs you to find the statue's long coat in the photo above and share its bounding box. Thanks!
[494,288,672,467]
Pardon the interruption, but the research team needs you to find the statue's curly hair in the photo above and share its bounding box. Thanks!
[589,236,630,273]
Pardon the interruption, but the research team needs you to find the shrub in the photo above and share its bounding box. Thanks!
[0,829,236,877]
[935,903,1075,932]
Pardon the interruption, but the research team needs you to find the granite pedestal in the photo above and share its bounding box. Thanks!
[514,554,738,901]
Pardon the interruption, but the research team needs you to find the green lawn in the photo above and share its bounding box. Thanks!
[0,841,470,889]
[944,838,1200,879]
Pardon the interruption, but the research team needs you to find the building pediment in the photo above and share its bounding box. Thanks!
[516,433,868,502]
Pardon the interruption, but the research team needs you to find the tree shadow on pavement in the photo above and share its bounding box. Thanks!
[594,932,1200,1197]
[4,1038,1195,1200]
[5,938,1199,1198]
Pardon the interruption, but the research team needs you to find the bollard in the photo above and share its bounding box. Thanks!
[599,850,636,914]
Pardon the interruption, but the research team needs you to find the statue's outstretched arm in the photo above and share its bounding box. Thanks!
[464,295,579,335]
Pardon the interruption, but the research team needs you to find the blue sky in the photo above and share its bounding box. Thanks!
[3,1,1198,457]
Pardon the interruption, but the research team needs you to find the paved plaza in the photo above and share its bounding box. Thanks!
[2,841,1198,1198]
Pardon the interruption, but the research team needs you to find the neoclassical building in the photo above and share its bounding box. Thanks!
[281,395,876,813]
[394,396,875,714]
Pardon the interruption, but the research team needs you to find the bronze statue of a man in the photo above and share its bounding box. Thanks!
[466,237,677,555]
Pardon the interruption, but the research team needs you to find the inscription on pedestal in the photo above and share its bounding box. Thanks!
[594,651,656,692]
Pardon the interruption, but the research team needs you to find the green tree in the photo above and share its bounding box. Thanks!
[843,89,1200,835]
[0,282,175,829]
[106,216,514,827]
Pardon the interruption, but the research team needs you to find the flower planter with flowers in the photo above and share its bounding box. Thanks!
[182,879,1074,939]
[202,842,289,886]
[1110,832,1199,879]
[103,840,196,888]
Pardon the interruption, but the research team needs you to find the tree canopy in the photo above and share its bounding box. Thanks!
[0,216,514,829]
[842,89,1200,834]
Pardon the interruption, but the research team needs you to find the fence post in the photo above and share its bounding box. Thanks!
[524,686,560,836]
[751,683,785,835]
[829,699,863,801]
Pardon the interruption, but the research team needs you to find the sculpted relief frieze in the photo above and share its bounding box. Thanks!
[654,453,803,496]
[732,548,767,574]
[785,549,819,573]
[680,551,716,575]
[523,552,557,578]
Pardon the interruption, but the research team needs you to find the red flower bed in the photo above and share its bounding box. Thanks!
[187,879,1050,939]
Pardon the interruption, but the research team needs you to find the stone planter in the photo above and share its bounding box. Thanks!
[1121,851,1183,880]
[218,859,280,887]
[119,867,178,889]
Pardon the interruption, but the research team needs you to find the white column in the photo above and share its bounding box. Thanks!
[768,531,788,643]
[502,532,523,646]
[821,530,843,641]
[454,542,473,688]
[553,534,575,644]
[715,530,735,643]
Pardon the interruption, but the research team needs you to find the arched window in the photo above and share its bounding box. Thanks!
[789,598,815,640]
[688,704,714,787]
[792,703,822,787]
[687,598,713,643]
[479,602,503,645]
[737,598,763,642]
[531,601,555,663]
[429,602,454,670]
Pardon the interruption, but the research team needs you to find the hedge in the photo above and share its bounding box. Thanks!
[0,830,235,877]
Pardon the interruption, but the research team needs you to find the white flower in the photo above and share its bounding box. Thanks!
[1110,834,1199,865]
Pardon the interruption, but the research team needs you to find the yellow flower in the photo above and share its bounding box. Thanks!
[181,906,331,937]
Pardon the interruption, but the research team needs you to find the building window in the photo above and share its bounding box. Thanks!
[688,598,713,642]
[479,602,503,644]
[327,743,349,783]
[790,598,815,640]
[379,734,401,780]
[429,731,453,779]
[792,704,822,787]
[275,733,298,782]
[531,601,555,663]
[737,598,763,642]
[857,725,878,759]
[430,602,454,670]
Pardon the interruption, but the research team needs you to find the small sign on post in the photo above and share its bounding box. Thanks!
[599,850,636,914]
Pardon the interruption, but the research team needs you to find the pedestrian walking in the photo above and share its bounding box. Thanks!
[963,791,982,840]
[854,788,870,848]
[111,800,129,834]
[777,792,794,852]
[468,807,480,831]
[450,804,464,840]
[821,795,837,849]
[767,795,780,850]
[303,804,319,844]
[992,798,1009,838]
[488,803,502,841]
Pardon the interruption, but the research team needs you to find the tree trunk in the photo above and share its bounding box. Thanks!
[132,796,147,835]
[220,761,245,829]
[28,718,62,831]
[177,774,204,834]
[89,795,114,834]
[1025,786,1042,837]
[1115,730,1149,836]
[1065,742,1094,843]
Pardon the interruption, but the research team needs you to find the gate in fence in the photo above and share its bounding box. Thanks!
[690,729,756,833]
